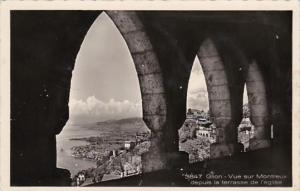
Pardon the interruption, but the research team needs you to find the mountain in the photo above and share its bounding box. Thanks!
[97,117,143,125]
[79,117,150,135]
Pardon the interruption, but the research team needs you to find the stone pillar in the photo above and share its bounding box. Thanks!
[198,38,236,159]
[106,11,188,172]
[246,61,271,150]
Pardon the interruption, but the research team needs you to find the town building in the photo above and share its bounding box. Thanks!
[185,109,217,143]
[238,117,255,152]
[124,141,136,150]
[196,123,217,143]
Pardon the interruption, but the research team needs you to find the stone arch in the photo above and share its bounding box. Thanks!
[105,11,167,129]
[195,36,271,158]
[196,36,249,158]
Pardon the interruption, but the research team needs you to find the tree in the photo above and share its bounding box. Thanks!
[243,103,250,118]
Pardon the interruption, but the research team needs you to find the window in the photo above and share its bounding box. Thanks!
[178,56,210,163]
[56,12,149,186]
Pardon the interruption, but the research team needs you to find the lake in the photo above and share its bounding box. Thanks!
[56,118,147,178]
[56,123,100,177]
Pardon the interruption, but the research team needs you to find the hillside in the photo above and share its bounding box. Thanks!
[96,117,149,134]
[76,117,149,139]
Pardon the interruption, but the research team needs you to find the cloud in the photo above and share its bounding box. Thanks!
[187,88,209,111]
[69,96,142,123]
[68,55,212,123]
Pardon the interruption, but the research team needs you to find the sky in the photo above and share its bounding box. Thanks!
[68,12,247,124]
[186,58,248,111]
[186,57,208,111]
[69,13,142,123]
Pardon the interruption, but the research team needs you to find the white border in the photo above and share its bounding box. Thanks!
[0,1,299,191]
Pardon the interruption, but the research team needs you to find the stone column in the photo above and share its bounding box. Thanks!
[107,11,187,172]
[198,38,236,159]
[246,61,271,150]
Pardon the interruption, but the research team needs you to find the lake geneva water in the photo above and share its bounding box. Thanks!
[56,124,100,177]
